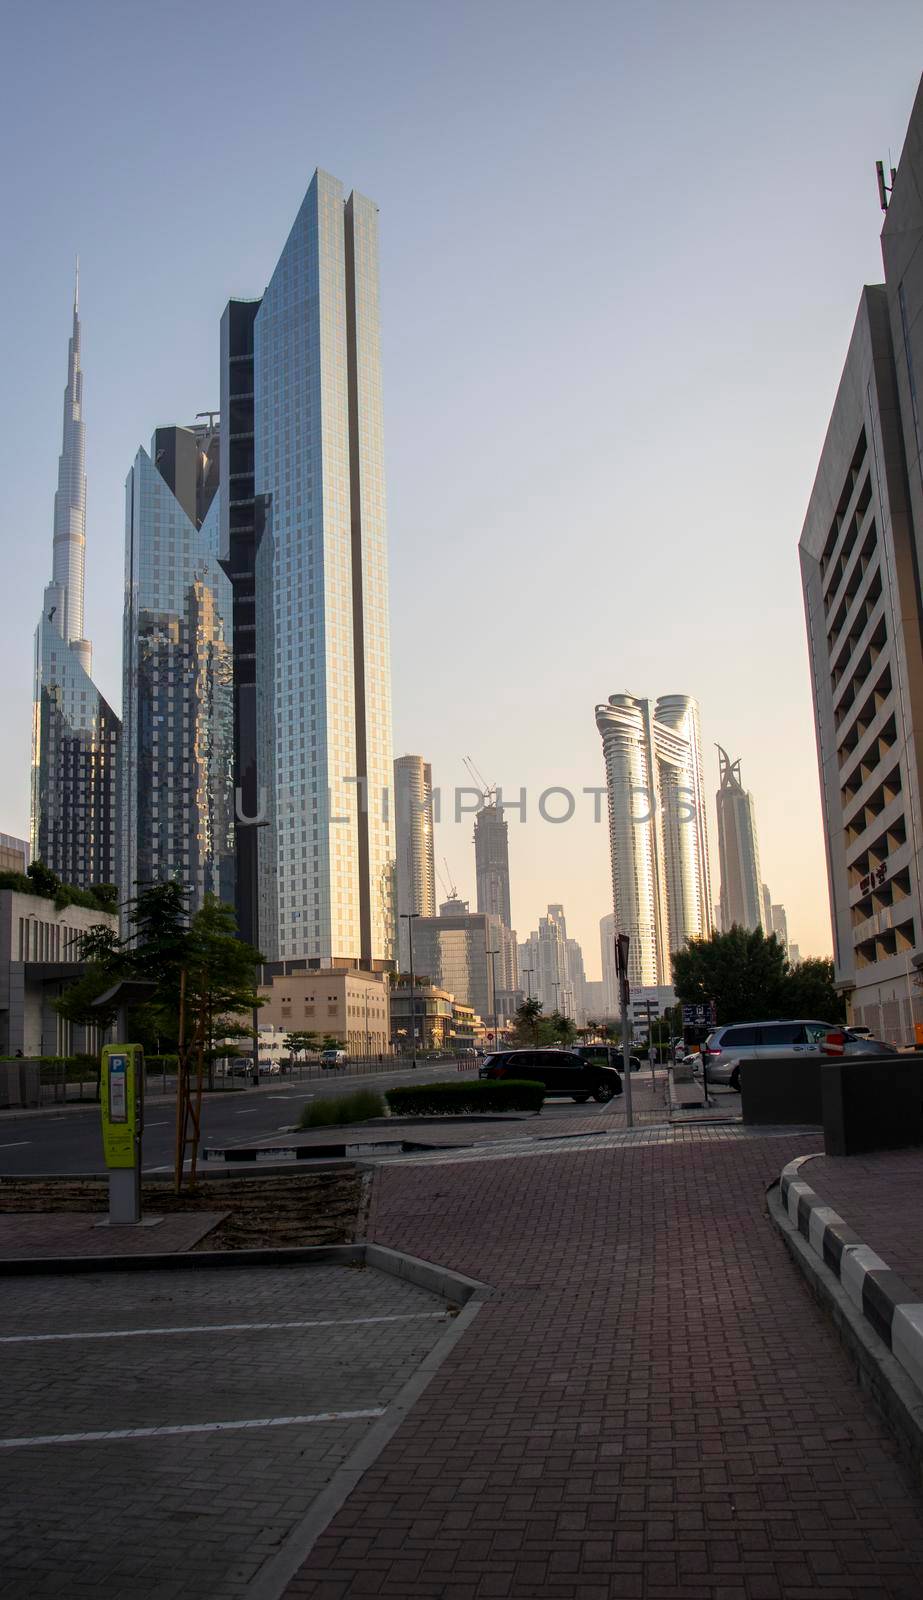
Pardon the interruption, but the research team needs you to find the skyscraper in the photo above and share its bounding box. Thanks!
[394,755,436,971]
[474,802,511,928]
[799,77,923,1041]
[221,171,395,968]
[121,422,234,914]
[715,748,765,934]
[600,911,619,1015]
[595,693,712,985]
[31,272,120,888]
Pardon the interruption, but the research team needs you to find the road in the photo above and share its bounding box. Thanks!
[0,1060,471,1177]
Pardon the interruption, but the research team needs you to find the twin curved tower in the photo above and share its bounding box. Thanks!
[595,692,712,987]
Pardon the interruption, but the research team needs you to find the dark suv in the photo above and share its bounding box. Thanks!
[572,1043,642,1074]
[479,1048,622,1103]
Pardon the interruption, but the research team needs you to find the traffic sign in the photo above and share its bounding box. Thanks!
[682,1003,716,1026]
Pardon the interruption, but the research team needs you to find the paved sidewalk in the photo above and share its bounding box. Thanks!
[286,1129,923,1599]
[0,1209,226,1258]
[794,1148,923,1302]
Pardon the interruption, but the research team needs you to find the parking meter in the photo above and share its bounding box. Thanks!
[100,1044,144,1223]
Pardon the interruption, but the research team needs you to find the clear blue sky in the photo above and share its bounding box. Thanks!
[2,1,922,974]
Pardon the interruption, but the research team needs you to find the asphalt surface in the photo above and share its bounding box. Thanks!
[0,1061,476,1177]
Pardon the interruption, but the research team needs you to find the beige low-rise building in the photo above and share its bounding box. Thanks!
[259,968,390,1056]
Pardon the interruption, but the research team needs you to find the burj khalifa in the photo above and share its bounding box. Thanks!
[31,270,120,889]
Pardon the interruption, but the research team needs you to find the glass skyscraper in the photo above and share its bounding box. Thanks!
[32,272,120,888]
[121,423,234,913]
[223,170,395,967]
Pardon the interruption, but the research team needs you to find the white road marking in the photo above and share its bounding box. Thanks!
[146,1121,168,1128]
[0,1141,30,1149]
[232,1110,259,1115]
[0,1311,448,1345]
[0,1407,385,1450]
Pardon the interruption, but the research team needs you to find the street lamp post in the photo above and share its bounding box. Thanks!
[400,912,420,1070]
[487,947,500,1050]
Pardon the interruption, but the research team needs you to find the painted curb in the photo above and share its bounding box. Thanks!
[778,1155,923,1398]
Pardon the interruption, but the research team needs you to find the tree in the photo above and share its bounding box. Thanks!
[672,927,844,1027]
[285,1030,321,1062]
[184,896,263,1084]
[510,998,543,1046]
[783,957,844,1024]
[672,926,788,1025]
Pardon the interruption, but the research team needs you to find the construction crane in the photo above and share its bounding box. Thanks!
[463,755,496,807]
[436,856,458,902]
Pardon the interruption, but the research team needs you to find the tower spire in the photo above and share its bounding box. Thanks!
[44,270,90,670]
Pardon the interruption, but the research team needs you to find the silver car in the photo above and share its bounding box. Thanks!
[701,1019,895,1091]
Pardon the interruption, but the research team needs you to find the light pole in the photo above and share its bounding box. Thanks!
[487,947,500,1050]
[400,912,420,1070]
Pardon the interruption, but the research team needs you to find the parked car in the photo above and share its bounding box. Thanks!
[701,1019,897,1090]
[479,1048,622,1103]
[320,1048,348,1069]
[572,1043,642,1073]
[258,1058,281,1076]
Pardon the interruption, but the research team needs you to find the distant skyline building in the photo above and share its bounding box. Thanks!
[222,170,395,969]
[31,273,120,889]
[716,748,765,935]
[770,903,789,954]
[595,693,712,986]
[394,755,436,971]
[761,883,773,937]
[412,902,501,1030]
[600,912,619,1015]
[519,904,586,1023]
[474,802,512,928]
[121,421,234,916]
[800,78,923,1042]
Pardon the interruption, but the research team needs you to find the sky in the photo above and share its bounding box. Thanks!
[2,0,922,979]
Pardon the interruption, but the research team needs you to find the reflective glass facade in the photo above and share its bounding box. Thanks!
[121,435,234,912]
[251,170,395,965]
[32,618,120,886]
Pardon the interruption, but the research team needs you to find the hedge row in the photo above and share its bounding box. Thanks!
[385,1079,545,1116]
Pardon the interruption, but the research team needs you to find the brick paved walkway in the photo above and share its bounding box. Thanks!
[796,1148,923,1302]
[286,1131,923,1599]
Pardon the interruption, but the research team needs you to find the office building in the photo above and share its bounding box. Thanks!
[761,883,773,936]
[31,273,120,889]
[0,836,29,875]
[412,900,502,1032]
[715,748,766,934]
[800,81,923,1040]
[600,912,619,1015]
[788,944,801,967]
[474,802,512,927]
[519,905,585,1022]
[258,967,389,1056]
[394,755,436,970]
[121,422,234,914]
[221,170,395,969]
[771,903,789,954]
[595,693,712,986]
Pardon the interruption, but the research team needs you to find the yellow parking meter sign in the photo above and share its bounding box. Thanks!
[101,1045,144,1169]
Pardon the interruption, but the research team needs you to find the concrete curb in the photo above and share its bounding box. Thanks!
[0,1238,492,1307]
[776,1154,923,1417]
[768,1180,923,1489]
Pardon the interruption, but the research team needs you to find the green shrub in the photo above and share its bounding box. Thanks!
[298,1089,385,1129]
[385,1079,545,1116]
